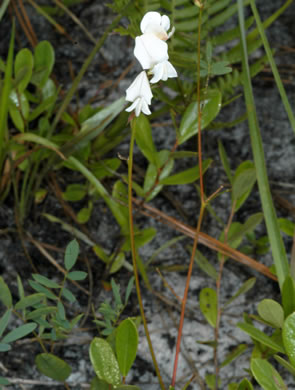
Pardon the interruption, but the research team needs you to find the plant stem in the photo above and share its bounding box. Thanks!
[171,4,205,387]
[128,118,166,390]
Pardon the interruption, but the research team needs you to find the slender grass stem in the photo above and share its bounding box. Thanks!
[128,118,166,390]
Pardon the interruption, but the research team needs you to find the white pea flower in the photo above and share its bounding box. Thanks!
[150,60,178,84]
[134,34,169,70]
[125,71,153,117]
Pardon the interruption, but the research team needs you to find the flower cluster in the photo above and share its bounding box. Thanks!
[126,12,177,117]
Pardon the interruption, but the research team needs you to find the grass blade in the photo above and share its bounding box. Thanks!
[237,0,289,289]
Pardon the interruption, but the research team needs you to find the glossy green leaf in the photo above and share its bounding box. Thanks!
[135,115,157,165]
[221,344,247,367]
[251,358,287,390]
[64,239,79,271]
[67,271,87,281]
[237,323,285,353]
[0,277,12,308]
[237,378,254,390]
[178,89,222,145]
[282,312,295,367]
[15,293,45,310]
[116,318,138,376]
[31,41,55,87]
[35,353,72,381]
[2,323,37,343]
[90,376,111,390]
[89,337,121,385]
[9,91,30,132]
[257,299,284,328]
[62,184,87,202]
[224,278,256,307]
[32,274,60,289]
[160,159,212,185]
[282,276,295,317]
[14,48,34,93]
[199,288,218,328]
[0,310,11,338]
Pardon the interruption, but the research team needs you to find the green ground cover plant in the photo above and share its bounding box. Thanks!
[0,0,295,388]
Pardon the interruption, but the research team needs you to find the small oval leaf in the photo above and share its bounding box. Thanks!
[116,318,138,376]
[251,358,287,390]
[282,312,295,367]
[257,299,284,328]
[199,288,217,328]
[89,337,120,385]
[35,353,72,381]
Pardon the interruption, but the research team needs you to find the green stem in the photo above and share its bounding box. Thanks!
[128,118,166,390]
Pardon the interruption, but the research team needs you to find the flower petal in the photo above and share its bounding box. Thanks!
[150,60,178,83]
[126,71,153,103]
[161,15,170,32]
[134,34,168,69]
[140,12,162,34]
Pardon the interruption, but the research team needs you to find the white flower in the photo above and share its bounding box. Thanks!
[125,71,153,116]
[140,11,171,40]
[134,34,169,70]
[150,60,178,83]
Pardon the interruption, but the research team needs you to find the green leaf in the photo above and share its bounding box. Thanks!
[111,278,122,308]
[0,343,11,352]
[232,161,256,202]
[67,271,87,281]
[0,277,12,308]
[9,91,30,132]
[282,276,295,317]
[90,376,111,390]
[282,312,295,367]
[199,288,218,328]
[257,299,284,328]
[178,89,222,145]
[251,358,287,390]
[116,318,138,376]
[237,378,254,390]
[160,159,212,185]
[62,184,87,202]
[194,249,218,280]
[211,61,232,75]
[135,115,157,165]
[0,376,10,385]
[89,337,121,385]
[29,280,58,300]
[15,293,46,310]
[26,306,57,320]
[62,287,76,302]
[224,278,256,307]
[278,218,295,237]
[125,277,134,305]
[64,239,79,271]
[32,274,60,289]
[14,48,34,93]
[31,41,55,87]
[110,253,125,275]
[2,323,37,343]
[221,344,248,367]
[274,354,295,377]
[35,353,72,381]
[77,201,93,224]
[237,323,285,353]
[0,310,11,337]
